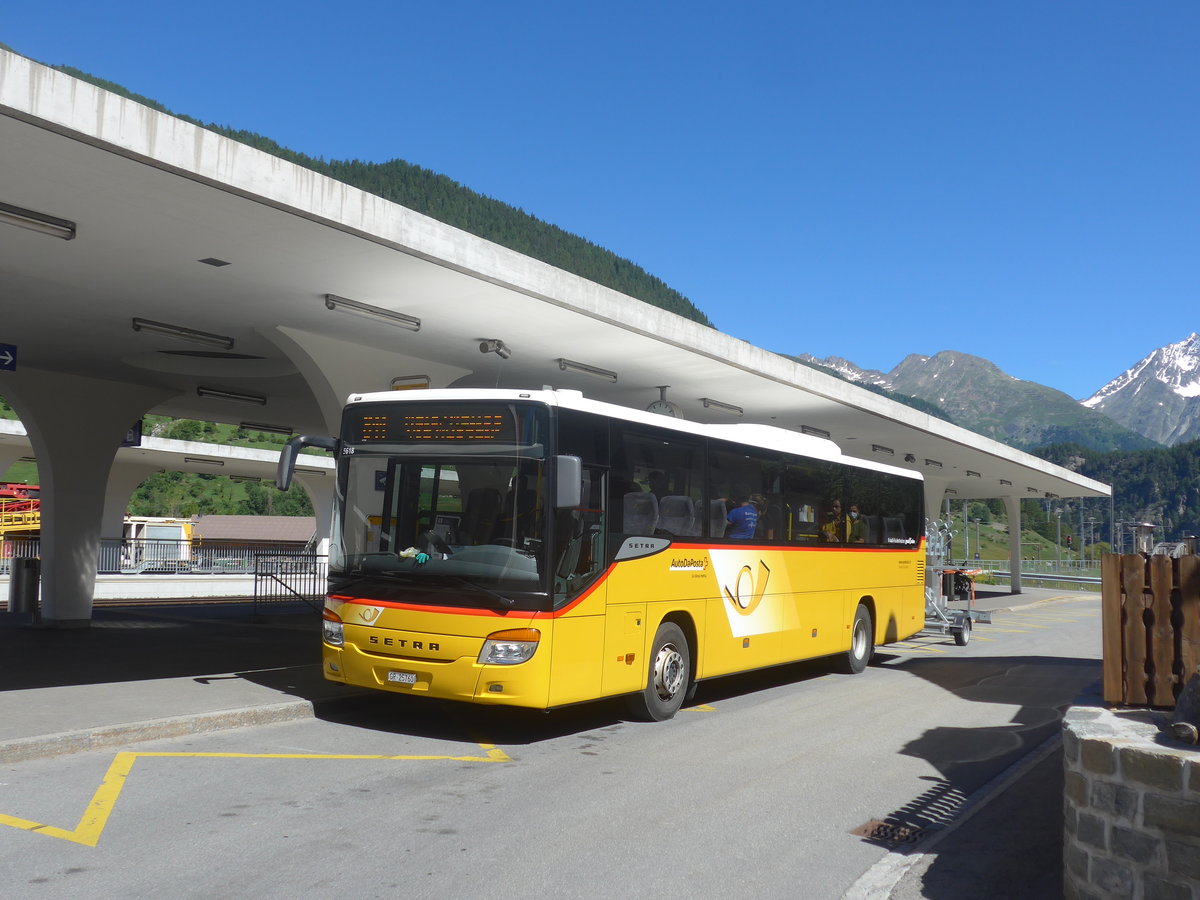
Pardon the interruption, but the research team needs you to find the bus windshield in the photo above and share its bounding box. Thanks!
[330,402,551,606]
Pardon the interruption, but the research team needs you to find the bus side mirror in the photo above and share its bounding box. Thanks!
[277,434,339,490]
[555,455,582,508]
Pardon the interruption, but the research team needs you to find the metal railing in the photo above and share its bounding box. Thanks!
[252,553,326,615]
[1,538,321,577]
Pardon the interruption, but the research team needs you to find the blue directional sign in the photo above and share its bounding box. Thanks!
[0,343,15,372]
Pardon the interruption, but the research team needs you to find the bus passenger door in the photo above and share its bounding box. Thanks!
[548,467,609,706]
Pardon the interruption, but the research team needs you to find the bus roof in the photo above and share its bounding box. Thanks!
[346,388,923,483]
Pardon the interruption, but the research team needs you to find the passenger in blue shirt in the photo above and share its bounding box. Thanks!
[726,497,758,539]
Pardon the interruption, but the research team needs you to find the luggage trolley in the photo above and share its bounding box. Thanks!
[923,519,991,646]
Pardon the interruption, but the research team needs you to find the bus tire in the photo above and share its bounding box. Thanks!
[840,604,873,675]
[628,622,691,721]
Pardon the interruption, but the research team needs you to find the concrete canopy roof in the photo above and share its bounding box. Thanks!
[0,51,1108,505]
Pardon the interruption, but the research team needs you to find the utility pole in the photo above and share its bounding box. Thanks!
[1056,509,1063,572]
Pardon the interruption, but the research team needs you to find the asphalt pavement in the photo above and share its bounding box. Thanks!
[0,586,1087,898]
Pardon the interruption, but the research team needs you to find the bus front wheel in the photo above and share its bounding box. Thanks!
[628,622,691,721]
[840,604,874,675]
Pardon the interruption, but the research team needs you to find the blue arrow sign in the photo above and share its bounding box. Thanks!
[0,343,15,372]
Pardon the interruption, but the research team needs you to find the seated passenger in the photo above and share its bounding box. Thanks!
[726,496,758,540]
[848,504,867,543]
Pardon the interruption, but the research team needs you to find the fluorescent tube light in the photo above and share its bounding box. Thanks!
[240,421,293,435]
[999,479,1013,486]
[228,474,261,483]
[390,375,432,391]
[872,444,894,455]
[324,294,420,331]
[966,470,981,477]
[132,317,235,350]
[801,425,831,439]
[296,467,327,475]
[184,457,225,467]
[196,386,267,405]
[0,201,76,240]
[701,397,743,416]
[924,459,943,468]
[557,358,617,382]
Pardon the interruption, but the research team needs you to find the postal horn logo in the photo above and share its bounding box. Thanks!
[358,606,382,623]
[723,560,770,617]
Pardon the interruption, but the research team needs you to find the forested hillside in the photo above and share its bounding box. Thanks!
[51,64,713,328]
[1036,441,1200,541]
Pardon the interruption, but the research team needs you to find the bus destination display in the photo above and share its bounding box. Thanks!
[350,407,511,443]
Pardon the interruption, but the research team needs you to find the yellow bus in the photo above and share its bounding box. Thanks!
[278,388,926,720]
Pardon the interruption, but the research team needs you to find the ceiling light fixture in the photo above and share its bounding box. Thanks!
[1027,486,1040,493]
[701,397,743,416]
[183,457,225,467]
[196,386,267,405]
[924,459,943,468]
[801,425,831,439]
[132,317,235,350]
[324,294,420,331]
[478,339,511,359]
[557,358,617,382]
[945,489,957,495]
[391,375,432,391]
[228,474,261,483]
[966,470,981,478]
[240,421,293,436]
[296,467,327,476]
[999,479,1013,486]
[0,201,76,240]
[872,444,894,455]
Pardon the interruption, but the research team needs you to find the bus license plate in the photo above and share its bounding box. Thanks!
[387,671,417,685]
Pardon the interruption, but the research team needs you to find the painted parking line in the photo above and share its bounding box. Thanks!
[0,744,511,848]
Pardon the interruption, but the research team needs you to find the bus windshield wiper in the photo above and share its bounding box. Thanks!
[441,575,515,610]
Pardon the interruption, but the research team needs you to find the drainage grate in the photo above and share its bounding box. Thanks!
[849,818,929,848]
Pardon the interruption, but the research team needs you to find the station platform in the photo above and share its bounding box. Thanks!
[1,587,1089,897]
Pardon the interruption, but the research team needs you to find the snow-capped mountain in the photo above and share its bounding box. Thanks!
[798,351,1156,452]
[1082,333,1200,446]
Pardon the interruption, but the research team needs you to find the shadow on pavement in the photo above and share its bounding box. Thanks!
[0,603,322,692]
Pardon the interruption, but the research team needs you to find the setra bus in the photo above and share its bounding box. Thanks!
[277,387,926,720]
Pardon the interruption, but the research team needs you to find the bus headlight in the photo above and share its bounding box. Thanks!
[322,608,344,647]
[479,628,540,665]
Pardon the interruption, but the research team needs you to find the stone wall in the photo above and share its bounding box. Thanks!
[1064,703,1200,898]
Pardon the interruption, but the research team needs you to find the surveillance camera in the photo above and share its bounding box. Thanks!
[904,454,916,463]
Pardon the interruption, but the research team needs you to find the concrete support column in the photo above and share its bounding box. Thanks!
[102,460,162,539]
[0,447,24,480]
[1,368,172,625]
[1003,495,1023,594]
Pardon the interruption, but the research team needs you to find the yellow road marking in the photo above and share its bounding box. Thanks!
[982,627,1033,634]
[0,744,510,847]
[885,644,948,654]
[684,704,716,712]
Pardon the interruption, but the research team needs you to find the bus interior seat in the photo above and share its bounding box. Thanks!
[658,495,696,536]
[709,499,728,538]
[865,515,883,544]
[623,492,659,535]
[883,516,906,542]
[461,488,502,545]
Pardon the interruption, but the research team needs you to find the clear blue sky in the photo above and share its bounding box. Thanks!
[5,1,1197,400]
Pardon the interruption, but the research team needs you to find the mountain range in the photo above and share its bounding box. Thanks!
[796,350,1162,453]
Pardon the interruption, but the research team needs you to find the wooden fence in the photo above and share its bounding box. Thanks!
[1101,553,1200,708]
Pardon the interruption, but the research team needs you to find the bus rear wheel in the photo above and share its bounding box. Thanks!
[628,622,691,721]
[840,604,874,675]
